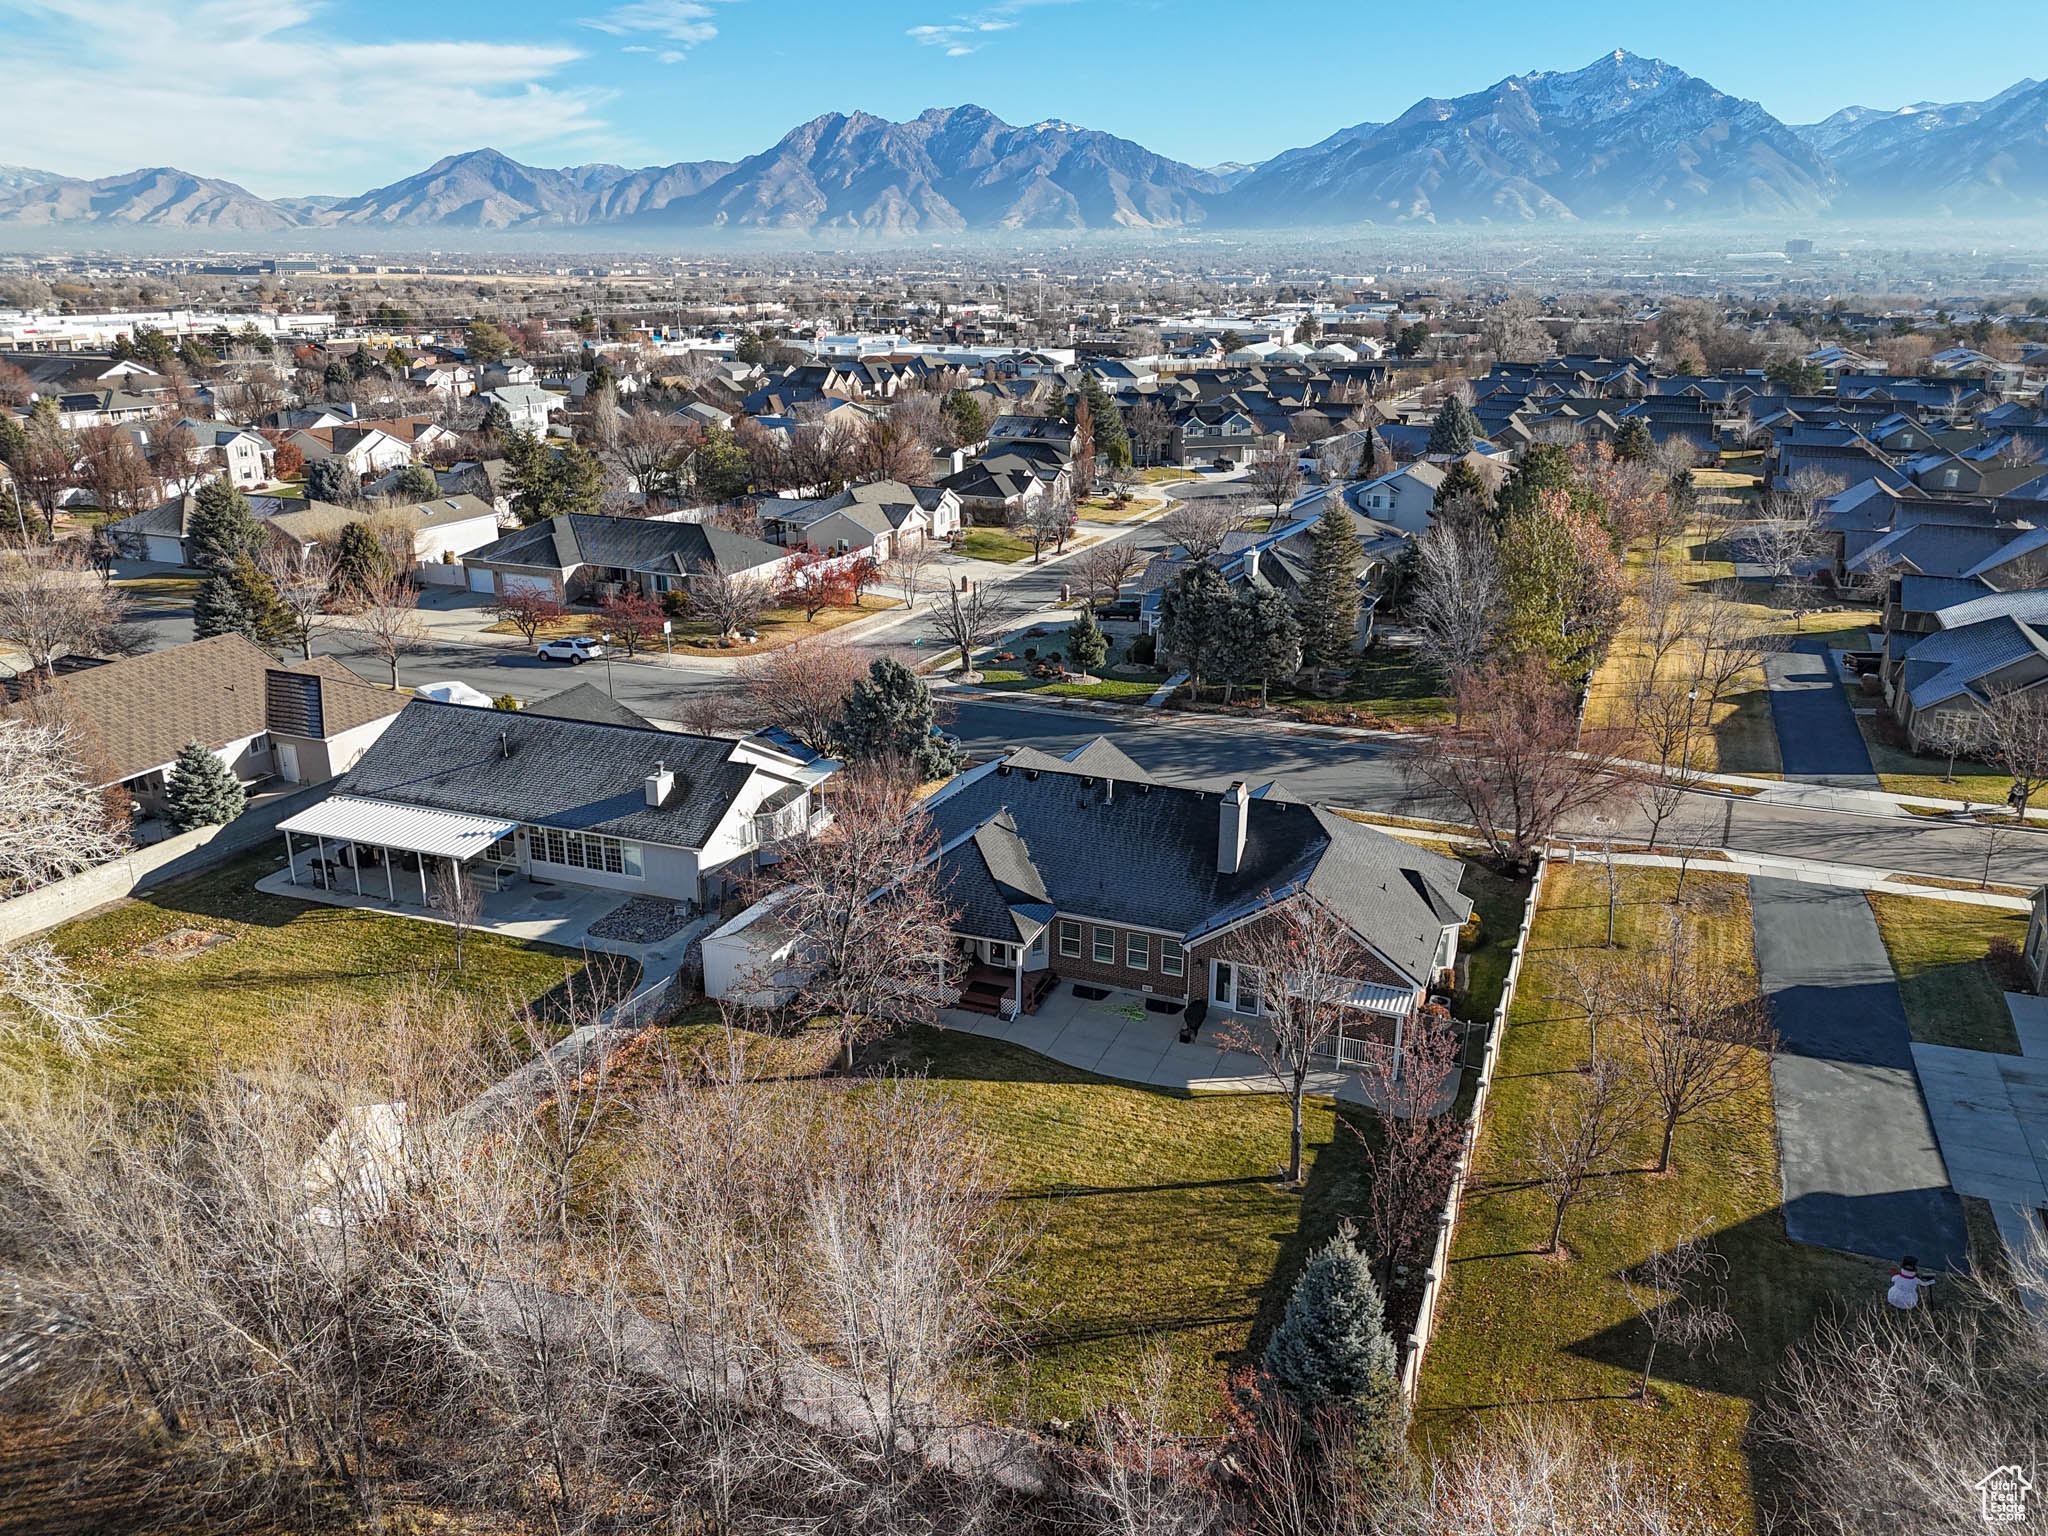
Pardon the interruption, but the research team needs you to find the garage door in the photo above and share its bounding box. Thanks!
[467,565,497,594]
[499,573,556,599]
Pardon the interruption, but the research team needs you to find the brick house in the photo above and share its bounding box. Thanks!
[887,738,1467,1070]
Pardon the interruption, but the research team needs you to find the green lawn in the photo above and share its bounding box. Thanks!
[1252,646,1453,728]
[974,627,1167,700]
[1417,865,1877,1535]
[874,1026,1366,1430]
[1866,892,2027,1053]
[1853,711,2018,806]
[21,850,628,1091]
[1447,857,1534,1024]
[959,529,1041,564]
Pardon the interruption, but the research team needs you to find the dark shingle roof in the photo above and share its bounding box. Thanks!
[522,683,656,729]
[923,741,1468,984]
[335,700,760,849]
[469,513,783,577]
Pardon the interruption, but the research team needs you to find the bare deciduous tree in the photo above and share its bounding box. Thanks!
[1245,453,1303,520]
[1528,1055,1635,1253]
[429,857,483,972]
[1352,1011,1465,1285]
[1156,495,1253,562]
[258,539,336,661]
[1071,540,1148,610]
[736,636,871,754]
[1408,517,1502,708]
[747,771,959,1070]
[1620,922,1779,1173]
[928,579,1019,679]
[690,561,776,641]
[1979,680,2048,811]
[1404,657,1622,872]
[881,531,940,610]
[0,542,138,676]
[1216,893,1372,1188]
[353,570,426,689]
[1620,1233,1739,1402]
[0,718,125,895]
[0,940,126,1056]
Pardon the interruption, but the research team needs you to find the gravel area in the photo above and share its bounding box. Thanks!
[587,896,694,944]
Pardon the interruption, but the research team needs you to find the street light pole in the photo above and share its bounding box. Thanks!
[601,632,615,697]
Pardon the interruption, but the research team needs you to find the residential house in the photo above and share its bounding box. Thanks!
[703,738,1471,1073]
[460,511,788,602]
[3,634,402,815]
[941,448,1071,526]
[276,699,831,908]
[484,383,567,433]
[288,424,413,478]
[760,479,962,561]
[171,420,275,489]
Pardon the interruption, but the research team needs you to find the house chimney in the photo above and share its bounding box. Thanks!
[1219,782,1249,874]
[645,760,674,808]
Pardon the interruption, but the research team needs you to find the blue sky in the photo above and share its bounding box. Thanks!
[4,0,2045,195]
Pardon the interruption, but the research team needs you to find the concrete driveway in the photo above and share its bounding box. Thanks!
[1765,639,1880,788]
[1750,876,1969,1269]
[1911,993,2048,1262]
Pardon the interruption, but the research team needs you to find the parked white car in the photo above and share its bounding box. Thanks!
[535,636,609,664]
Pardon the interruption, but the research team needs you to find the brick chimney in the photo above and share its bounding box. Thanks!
[1218,782,1249,874]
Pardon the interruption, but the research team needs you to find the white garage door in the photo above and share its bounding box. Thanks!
[499,573,556,599]
[467,565,497,594]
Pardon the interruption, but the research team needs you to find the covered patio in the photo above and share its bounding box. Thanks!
[275,795,516,909]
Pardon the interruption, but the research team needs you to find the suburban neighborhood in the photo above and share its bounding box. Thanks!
[1,14,2046,1534]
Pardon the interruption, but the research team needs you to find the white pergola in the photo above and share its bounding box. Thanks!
[277,795,517,905]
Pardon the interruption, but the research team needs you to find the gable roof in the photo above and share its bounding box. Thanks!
[333,699,772,850]
[468,513,784,577]
[7,634,400,783]
[922,739,1468,985]
[521,682,656,729]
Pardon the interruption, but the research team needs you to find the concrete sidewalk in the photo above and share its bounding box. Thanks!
[1911,992,2048,1272]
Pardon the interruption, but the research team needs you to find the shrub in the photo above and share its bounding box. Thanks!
[1128,632,1157,666]
[1987,936,2030,990]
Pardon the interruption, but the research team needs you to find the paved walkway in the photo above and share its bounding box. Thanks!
[1911,993,2048,1269]
[940,980,1424,1111]
[1765,640,1880,789]
[1749,876,1969,1269]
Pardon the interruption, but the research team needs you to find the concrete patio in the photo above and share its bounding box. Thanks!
[1911,992,2048,1266]
[940,980,1444,1112]
[256,848,708,974]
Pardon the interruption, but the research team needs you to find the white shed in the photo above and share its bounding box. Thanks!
[700,894,807,1009]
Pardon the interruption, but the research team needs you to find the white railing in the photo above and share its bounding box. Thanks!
[1397,853,1549,1404]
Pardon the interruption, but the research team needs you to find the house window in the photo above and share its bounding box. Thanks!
[1126,933,1149,970]
[987,941,1015,968]
[1093,926,1115,964]
[1161,939,1184,978]
[531,825,642,879]
[1059,920,1081,958]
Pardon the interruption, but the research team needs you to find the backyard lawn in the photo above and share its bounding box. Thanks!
[1416,864,1878,1534]
[16,850,628,1091]
[491,594,900,655]
[1183,645,1453,728]
[866,1026,1368,1429]
[973,626,1167,700]
[1866,891,2028,1054]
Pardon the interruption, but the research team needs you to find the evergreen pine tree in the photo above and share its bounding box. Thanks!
[1298,503,1363,684]
[393,462,439,501]
[1063,603,1108,679]
[193,567,253,640]
[1263,1223,1404,1483]
[838,658,957,780]
[1435,457,1488,512]
[163,739,247,830]
[229,555,297,651]
[1614,415,1654,462]
[186,478,262,570]
[553,439,606,518]
[479,399,514,438]
[1228,583,1303,706]
[1426,396,1476,457]
[1158,561,1233,696]
[331,520,385,604]
[1079,371,1130,467]
[1492,442,1584,523]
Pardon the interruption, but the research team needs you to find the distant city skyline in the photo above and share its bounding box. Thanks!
[2,0,2044,197]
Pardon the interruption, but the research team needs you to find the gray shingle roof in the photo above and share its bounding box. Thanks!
[923,741,1468,984]
[469,513,783,578]
[334,699,760,849]
[522,683,656,729]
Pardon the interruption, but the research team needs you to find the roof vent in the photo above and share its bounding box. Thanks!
[499,730,510,759]
[1025,769,1039,782]
[996,763,1012,776]
[646,760,675,808]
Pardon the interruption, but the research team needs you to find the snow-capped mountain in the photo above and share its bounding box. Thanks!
[1223,51,1835,224]
[1815,79,2048,212]
[2,59,2044,236]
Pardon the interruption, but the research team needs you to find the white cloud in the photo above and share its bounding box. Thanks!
[0,0,623,193]
[581,0,730,61]
[906,2,1054,56]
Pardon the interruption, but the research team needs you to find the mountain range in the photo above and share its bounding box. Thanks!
[3,53,2044,236]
